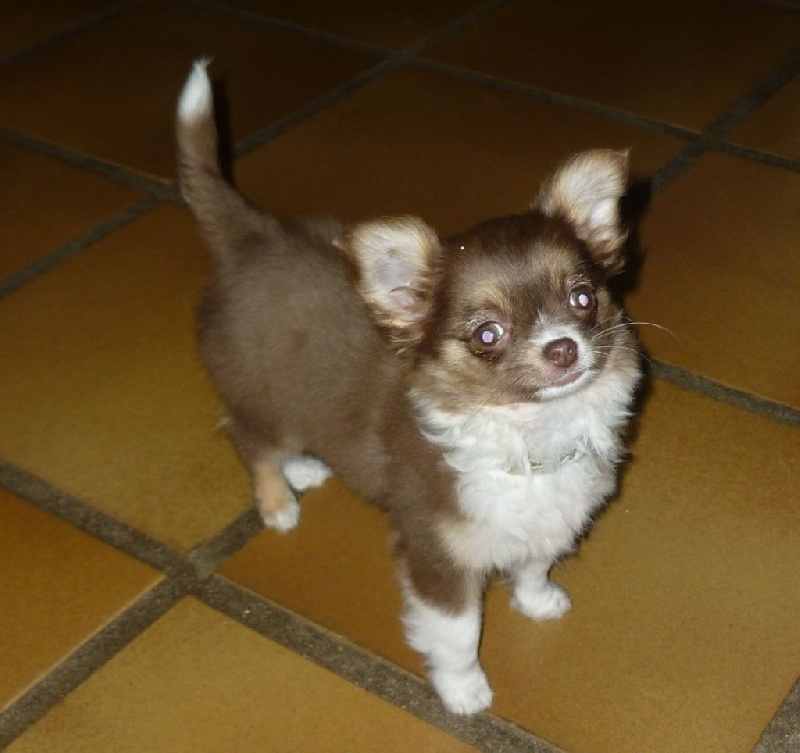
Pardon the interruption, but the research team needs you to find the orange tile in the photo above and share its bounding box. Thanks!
[8,598,478,753]
[425,0,800,130]
[0,204,251,550]
[728,75,800,161]
[236,67,684,236]
[629,153,800,408]
[0,0,127,57]
[218,0,481,49]
[220,478,419,671]
[0,489,159,708]
[483,382,800,752]
[0,140,142,279]
[0,3,375,180]
[221,381,800,752]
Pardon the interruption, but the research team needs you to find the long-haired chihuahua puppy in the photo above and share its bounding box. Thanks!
[177,61,641,715]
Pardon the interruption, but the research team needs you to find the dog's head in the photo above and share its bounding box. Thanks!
[337,150,634,411]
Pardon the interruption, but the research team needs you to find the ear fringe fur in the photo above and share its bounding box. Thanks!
[537,149,630,271]
[337,217,440,348]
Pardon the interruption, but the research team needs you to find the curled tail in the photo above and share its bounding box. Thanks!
[176,60,262,266]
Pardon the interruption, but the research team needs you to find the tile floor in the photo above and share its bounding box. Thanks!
[1,1,798,751]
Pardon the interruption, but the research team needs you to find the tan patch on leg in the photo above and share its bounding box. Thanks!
[253,460,299,532]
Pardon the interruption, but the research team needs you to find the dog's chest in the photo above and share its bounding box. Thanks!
[419,385,630,572]
[443,455,617,571]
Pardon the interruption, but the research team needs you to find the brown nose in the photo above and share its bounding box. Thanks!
[543,338,578,368]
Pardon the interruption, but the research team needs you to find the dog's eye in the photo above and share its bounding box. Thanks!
[569,285,595,310]
[473,321,505,349]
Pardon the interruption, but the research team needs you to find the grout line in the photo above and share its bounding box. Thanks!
[0,460,190,577]
[410,57,703,142]
[650,361,800,428]
[0,455,561,751]
[226,0,517,161]
[701,51,800,141]
[745,0,800,14]
[188,508,264,578]
[650,51,800,193]
[0,0,148,70]
[0,0,796,311]
[233,61,394,160]
[716,140,800,174]
[197,575,564,753]
[0,577,190,749]
[753,677,800,752]
[399,0,516,56]
[0,196,159,300]
[0,125,179,200]
[0,1,798,747]
[173,0,387,57]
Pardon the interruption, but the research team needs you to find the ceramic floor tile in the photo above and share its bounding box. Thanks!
[481,381,800,752]
[0,489,159,709]
[0,204,251,551]
[0,3,375,180]
[0,140,143,280]
[727,75,800,161]
[218,0,482,49]
[220,478,419,671]
[7,598,478,753]
[425,0,800,131]
[0,0,127,58]
[628,153,800,408]
[220,381,800,753]
[236,67,683,236]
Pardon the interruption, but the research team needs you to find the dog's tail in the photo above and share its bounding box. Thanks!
[176,60,262,266]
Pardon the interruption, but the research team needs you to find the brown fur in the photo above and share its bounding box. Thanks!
[177,64,636,652]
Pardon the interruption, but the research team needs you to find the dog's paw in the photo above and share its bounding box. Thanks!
[431,665,493,715]
[282,455,333,493]
[511,581,572,622]
[258,498,300,533]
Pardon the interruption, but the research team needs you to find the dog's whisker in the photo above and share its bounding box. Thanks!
[594,344,654,366]
[590,314,624,332]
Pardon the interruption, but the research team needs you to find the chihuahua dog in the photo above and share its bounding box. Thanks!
[177,61,641,715]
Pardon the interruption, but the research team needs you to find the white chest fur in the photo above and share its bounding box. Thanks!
[413,365,639,573]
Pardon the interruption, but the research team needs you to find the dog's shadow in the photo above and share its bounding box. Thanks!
[584,176,658,541]
[210,80,236,185]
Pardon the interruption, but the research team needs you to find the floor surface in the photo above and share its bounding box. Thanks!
[1,1,799,751]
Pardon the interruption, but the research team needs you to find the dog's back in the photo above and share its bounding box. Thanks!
[177,61,398,502]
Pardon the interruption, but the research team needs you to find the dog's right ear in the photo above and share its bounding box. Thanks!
[335,217,440,347]
[536,149,629,274]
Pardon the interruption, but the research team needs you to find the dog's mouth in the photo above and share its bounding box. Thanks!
[549,368,584,387]
[533,366,593,401]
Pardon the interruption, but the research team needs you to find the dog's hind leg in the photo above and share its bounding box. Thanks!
[282,455,333,494]
[226,418,300,533]
[252,458,300,532]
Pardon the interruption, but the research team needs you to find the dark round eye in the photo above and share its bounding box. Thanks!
[472,321,506,349]
[569,285,595,310]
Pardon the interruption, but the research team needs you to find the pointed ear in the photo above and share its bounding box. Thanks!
[537,149,630,273]
[335,217,440,347]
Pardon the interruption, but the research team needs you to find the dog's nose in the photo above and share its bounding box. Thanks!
[543,338,578,368]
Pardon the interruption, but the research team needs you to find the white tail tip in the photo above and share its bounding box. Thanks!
[177,58,213,123]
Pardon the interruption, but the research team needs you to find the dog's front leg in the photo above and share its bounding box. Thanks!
[400,570,491,715]
[510,556,572,621]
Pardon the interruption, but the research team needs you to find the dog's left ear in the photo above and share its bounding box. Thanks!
[336,217,440,347]
[537,149,629,273]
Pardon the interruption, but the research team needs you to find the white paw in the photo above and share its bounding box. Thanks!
[430,665,493,715]
[511,581,572,622]
[259,498,300,533]
[282,455,332,493]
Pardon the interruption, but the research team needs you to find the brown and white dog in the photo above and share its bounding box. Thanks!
[177,61,641,715]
